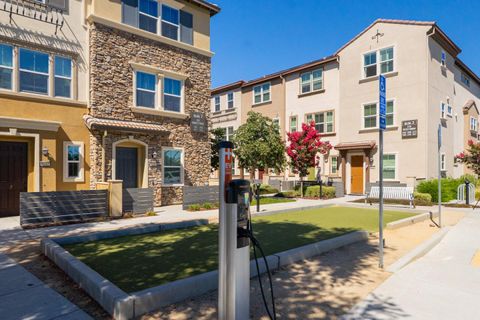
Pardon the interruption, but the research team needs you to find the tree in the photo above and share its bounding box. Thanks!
[286,121,332,196]
[210,127,226,172]
[455,139,480,175]
[233,111,286,178]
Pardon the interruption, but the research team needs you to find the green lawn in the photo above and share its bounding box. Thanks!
[250,196,295,205]
[64,206,414,293]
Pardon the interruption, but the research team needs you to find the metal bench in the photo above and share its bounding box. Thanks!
[365,186,415,208]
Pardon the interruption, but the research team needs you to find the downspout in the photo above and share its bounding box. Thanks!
[280,74,287,181]
[102,130,107,182]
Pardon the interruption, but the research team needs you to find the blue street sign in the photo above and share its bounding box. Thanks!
[380,116,387,130]
[379,75,386,130]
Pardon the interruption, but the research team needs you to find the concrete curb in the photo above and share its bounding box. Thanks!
[387,226,450,273]
[43,228,368,319]
[386,211,438,229]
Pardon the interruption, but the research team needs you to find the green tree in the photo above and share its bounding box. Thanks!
[210,127,226,172]
[233,111,286,178]
[456,139,480,175]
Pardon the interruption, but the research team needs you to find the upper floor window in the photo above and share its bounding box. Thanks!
[470,116,478,132]
[461,73,471,87]
[290,116,297,132]
[134,70,183,113]
[253,83,270,104]
[54,56,72,98]
[300,69,323,94]
[306,111,334,133]
[441,50,446,67]
[363,100,394,128]
[226,126,234,141]
[0,44,13,90]
[19,48,49,95]
[440,102,446,119]
[383,154,397,180]
[122,1,193,45]
[227,92,234,109]
[214,96,220,112]
[363,47,394,78]
[164,77,182,112]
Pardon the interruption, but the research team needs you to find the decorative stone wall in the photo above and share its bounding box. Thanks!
[88,23,211,206]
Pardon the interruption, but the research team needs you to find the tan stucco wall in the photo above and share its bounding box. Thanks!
[0,97,90,192]
[90,0,211,51]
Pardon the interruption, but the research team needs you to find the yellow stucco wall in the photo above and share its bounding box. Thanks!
[0,95,90,192]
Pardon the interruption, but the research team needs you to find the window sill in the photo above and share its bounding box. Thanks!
[321,132,337,137]
[63,177,85,183]
[252,101,272,107]
[298,89,325,98]
[0,90,86,107]
[358,126,398,133]
[131,107,188,119]
[359,71,398,84]
[225,107,236,113]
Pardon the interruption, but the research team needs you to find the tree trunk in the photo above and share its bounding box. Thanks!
[300,176,304,198]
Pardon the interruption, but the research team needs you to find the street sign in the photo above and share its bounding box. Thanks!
[402,120,418,139]
[437,123,442,149]
[379,75,386,131]
[191,112,207,133]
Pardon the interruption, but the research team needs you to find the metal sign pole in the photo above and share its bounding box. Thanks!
[378,74,386,268]
[438,124,442,228]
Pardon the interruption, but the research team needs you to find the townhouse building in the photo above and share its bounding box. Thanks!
[211,19,480,194]
[0,0,219,217]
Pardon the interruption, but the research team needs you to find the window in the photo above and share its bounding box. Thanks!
[306,111,334,133]
[440,102,446,119]
[363,103,377,128]
[161,5,179,40]
[386,100,394,126]
[227,92,234,109]
[139,0,158,33]
[19,48,49,95]
[440,153,446,171]
[470,117,478,132]
[63,142,84,182]
[383,154,396,180]
[163,77,182,112]
[441,50,446,67]
[363,47,394,78]
[330,156,338,175]
[136,71,156,108]
[300,69,323,94]
[226,126,235,141]
[180,10,193,45]
[0,44,13,90]
[253,83,270,104]
[163,148,183,185]
[461,73,471,87]
[447,104,453,117]
[290,116,297,132]
[214,96,220,112]
[54,56,72,98]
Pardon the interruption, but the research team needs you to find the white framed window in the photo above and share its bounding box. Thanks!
[306,111,334,133]
[461,73,470,87]
[161,4,179,40]
[382,154,397,180]
[440,153,446,171]
[214,96,220,112]
[227,92,234,109]
[226,126,235,141]
[330,156,338,175]
[386,100,394,126]
[441,50,446,67]
[363,100,395,128]
[139,0,158,34]
[162,147,184,185]
[440,102,446,119]
[135,71,157,108]
[290,116,297,132]
[446,104,453,117]
[253,82,270,104]
[54,56,72,98]
[19,48,49,95]
[0,44,13,90]
[163,77,182,112]
[470,116,478,132]
[63,141,84,182]
[363,47,394,78]
[300,68,323,94]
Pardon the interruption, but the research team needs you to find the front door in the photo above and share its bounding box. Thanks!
[350,155,364,194]
[116,147,138,189]
[0,142,28,217]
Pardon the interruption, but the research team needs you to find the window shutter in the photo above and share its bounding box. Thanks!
[122,0,139,27]
[47,0,67,10]
[180,10,193,45]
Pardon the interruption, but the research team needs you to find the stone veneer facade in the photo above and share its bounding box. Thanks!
[88,23,211,205]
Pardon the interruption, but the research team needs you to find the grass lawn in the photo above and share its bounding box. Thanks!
[64,206,414,293]
[250,197,295,205]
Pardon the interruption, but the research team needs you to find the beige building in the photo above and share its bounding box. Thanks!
[211,19,480,194]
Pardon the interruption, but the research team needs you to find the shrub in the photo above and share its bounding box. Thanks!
[417,175,478,202]
[202,202,219,210]
[258,184,280,195]
[188,204,201,211]
[304,186,335,199]
[275,190,298,198]
[413,192,432,206]
[146,211,157,216]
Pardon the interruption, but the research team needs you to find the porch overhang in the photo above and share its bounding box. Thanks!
[0,116,61,132]
[334,140,376,151]
[83,115,168,134]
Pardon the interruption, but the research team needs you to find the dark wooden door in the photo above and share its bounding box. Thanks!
[0,142,28,217]
[116,147,138,189]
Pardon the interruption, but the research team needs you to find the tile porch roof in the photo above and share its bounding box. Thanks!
[83,115,168,133]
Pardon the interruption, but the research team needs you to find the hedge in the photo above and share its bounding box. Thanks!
[258,184,280,195]
[416,174,478,202]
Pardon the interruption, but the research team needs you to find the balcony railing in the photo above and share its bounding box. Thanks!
[0,0,65,34]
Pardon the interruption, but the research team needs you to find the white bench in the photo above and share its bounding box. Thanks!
[365,186,415,208]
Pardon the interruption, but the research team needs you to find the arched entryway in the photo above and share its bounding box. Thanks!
[112,139,148,188]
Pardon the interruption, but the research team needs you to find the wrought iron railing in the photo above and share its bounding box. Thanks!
[0,0,64,34]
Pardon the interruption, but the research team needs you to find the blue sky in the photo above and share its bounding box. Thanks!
[210,0,480,88]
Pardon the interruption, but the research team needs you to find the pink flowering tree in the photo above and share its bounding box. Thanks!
[286,121,332,196]
[455,139,480,175]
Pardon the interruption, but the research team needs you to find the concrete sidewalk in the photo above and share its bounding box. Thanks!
[0,253,91,320]
[342,212,480,319]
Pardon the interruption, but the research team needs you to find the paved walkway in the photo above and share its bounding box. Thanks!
[342,211,480,319]
[0,253,91,320]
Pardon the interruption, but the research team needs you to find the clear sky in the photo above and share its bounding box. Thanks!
[210,0,480,88]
